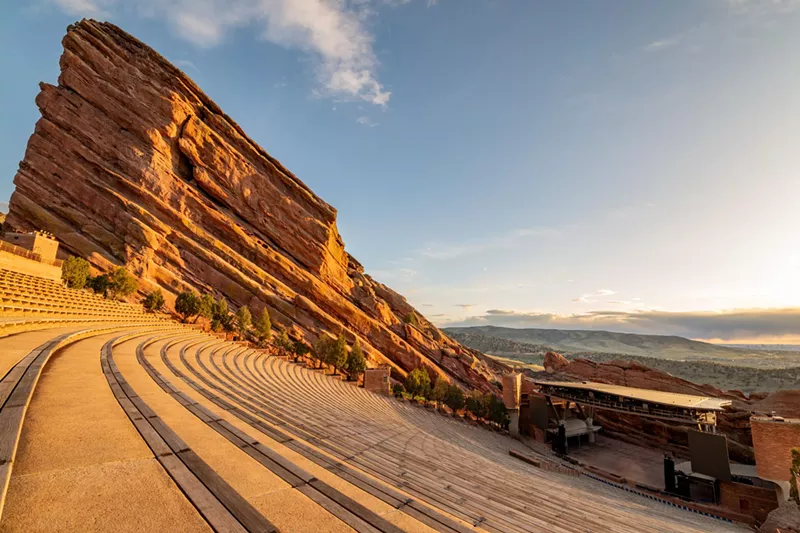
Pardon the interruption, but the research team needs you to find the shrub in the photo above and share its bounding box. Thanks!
[293,340,311,361]
[175,290,201,322]
[142,289,165,312]
[61,256,90,289]
[235,306,252,338]
[403,312,419,326]
[392,383,405,397]
[344,341,367,381]
[108,267,137,300]
[466,390,487,418]
[444,384,465,412]
[485,393,509,426]
[325,332,348,375]
[404,367,431,399]
[430,377,449,407]
[253,309,272,347]
[87,274,111,298]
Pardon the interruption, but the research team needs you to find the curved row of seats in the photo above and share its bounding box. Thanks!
[0,267,749,532]
[107,333,744,533]
[0,269,164,322]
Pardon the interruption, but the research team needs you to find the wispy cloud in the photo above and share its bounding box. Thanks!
[455,303,474,311]
[44,0,428,107]
[421,227,561,260]
[442,307,800,341]
[0,201,9,213]
[356,115,379,127]
[644,38,680,52]
[172,59,199,73]
[572,289,616,303]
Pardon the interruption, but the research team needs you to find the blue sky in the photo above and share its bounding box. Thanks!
[2,0,800,341]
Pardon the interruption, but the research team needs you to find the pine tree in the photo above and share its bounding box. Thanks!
[235,306,251,339]
[253,309,272,347]
[326,332,348,375]
[344,341,367,381]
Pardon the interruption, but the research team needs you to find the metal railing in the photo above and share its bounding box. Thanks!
[0,241,63,268]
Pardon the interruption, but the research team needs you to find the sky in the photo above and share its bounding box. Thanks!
[1,0,800,342]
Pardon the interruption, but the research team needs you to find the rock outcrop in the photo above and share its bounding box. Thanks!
[5,20,499,392]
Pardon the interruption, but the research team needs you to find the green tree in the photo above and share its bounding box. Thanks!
[430,377,450,408]
[211,298,228,321]
[312,336,331,369]
[392,383,405,397]
[344,341,367,381]
[485,394,509,426]
[253,309,272,347]
[108,267,138,300]
[61,256,90,289]
[220,312,235,333]
[87,274,111,298]
[326,332,348,375]
[142,289,165,312]
[404,367,431,398]
[175,290,201,322]
[235,306,252,339]
[403,312,419,326]
[198,293,215,321]
[466,390,487,418]
[293,340,311,363]
[445,385,466,412]
[275,329,292,359]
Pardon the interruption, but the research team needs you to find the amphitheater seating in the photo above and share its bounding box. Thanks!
[0,269,163,332]
[0,268,750,532]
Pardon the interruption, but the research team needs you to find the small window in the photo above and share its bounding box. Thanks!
[739,499,749,512]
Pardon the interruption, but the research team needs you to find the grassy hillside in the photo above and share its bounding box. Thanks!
[446,326,800,392]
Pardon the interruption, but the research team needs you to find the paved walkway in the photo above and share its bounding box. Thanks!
[1,331,210,533]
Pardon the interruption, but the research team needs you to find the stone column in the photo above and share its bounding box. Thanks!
[509,410,520,438]
[585,417,595,443]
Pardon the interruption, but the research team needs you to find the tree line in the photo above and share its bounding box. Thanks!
[393,367,508,426]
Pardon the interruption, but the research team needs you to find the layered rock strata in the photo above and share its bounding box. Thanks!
[6,20,498,391]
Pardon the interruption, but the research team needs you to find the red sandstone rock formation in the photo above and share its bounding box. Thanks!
[6,20,498,392]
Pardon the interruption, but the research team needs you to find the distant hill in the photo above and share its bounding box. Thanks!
[445,325,800,392]
[443,325,800,364]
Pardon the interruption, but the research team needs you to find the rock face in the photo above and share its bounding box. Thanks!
[5,20,499,392]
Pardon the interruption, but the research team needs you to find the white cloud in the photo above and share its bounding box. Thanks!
[644,38,679,52]
[443,307,800,341]
[0,201,9,213]
[573,289,616,303]
[47,0,407,107]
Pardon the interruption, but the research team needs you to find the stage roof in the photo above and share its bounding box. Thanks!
[535,381,731,411]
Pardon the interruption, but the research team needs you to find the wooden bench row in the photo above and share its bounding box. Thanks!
[102,333,277,533]
[169,341,476,533]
